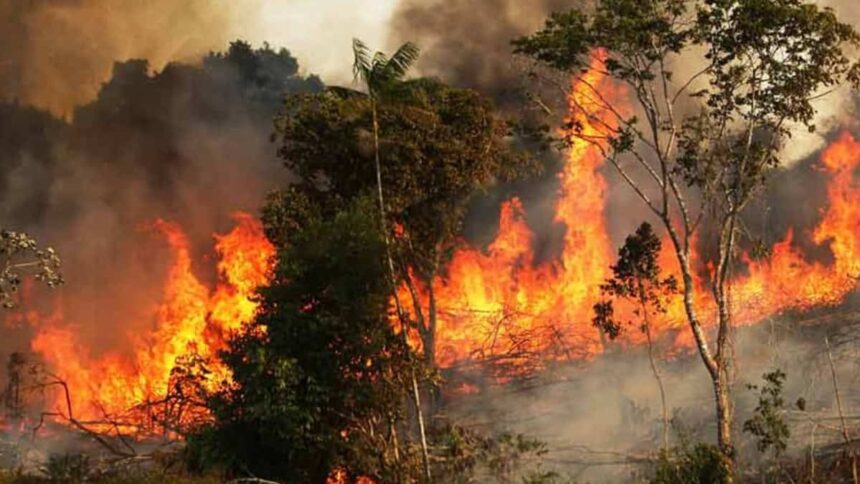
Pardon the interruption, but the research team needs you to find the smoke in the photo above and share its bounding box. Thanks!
[0,41,321,362]
[389,0,574,108]
[0,0,265,116]
[0,2,857,477]
[445,310,860,482]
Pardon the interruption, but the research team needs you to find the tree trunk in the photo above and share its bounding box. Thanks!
[714,365,734,481]
[371,100,432,483]
[643,309,669,454]
[425,280,437,369]
[637,282,669,455]
[669,232,734,482]
[712,214,738,481]
[826,336,858,484]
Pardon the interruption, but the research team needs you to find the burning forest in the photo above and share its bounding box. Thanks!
[2,1,860,483]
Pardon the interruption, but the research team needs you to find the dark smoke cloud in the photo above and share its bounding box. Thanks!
[390,0,574,108]
[0,41,321,357]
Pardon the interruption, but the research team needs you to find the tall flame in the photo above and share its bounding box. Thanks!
[731,132,860,322]
[409,62,860,370]
[28,212,274,429]
[13,63,860,432]
[404,55,621,369]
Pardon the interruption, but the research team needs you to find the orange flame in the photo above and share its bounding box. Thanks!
[402,54,622,369]
[15,60,860,433]
[404,58,860,371]
[29,212,274,431]
[731,132,860,322]
[326,468,377,484]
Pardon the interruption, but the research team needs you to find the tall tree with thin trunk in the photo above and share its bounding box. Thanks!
[516,1,860,480]
[270,42,536,480]
[350,38,432,482]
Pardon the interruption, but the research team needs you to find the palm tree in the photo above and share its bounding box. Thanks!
[350,38,420,235]
[349,38,432,482]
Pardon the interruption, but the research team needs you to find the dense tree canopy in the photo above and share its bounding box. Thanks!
[267,76,538,366]
[189,199,413,482]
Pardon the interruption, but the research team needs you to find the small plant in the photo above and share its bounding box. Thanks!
[651,443,730,484]
[593,222,677,452]
[429,421,555,483]
[45,453,92,482]
[743,369,790,457]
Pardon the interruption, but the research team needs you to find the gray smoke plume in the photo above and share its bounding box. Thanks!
[389,0,575,108]
[0,41,321,365]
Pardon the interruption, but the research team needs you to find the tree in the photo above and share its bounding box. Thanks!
[515,0,859,479]
[743,370,790,461]
[269,43,536,481]
[349,39,432,481]
[349,39,421,242]
[593,222,677,453]
[271,61,537,371]
[0,229,62,308]
[188,199,415,482]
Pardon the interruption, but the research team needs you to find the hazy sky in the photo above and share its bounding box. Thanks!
[6,0,859,118]
[244,0,399,85]
[1,0,400,114]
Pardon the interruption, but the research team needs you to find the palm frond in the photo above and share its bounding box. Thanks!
[352,38,372,83]
[384,42,420,81]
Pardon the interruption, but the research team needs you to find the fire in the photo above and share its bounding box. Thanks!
[404,54,623,369]
[27,212,274,431]
[326,468,376,484]
[407,59,860,370]
[9,58,860,438]
[731,132,860,323]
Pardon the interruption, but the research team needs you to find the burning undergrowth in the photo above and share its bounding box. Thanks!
[398,60,860,376]
[0,40,318,451]
[0,8,860,481]
[3,51,860,421]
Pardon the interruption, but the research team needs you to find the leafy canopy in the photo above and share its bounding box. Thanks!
[269,77,536,279]
[351,38,421,98]
[514,0,860,214]
[189,199,412,482]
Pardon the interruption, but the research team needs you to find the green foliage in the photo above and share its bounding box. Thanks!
[515,0,860,210]
[0,468,221,484]
[593,222,677,340]
[187,199,414,482]
[0,230,62,309]
[743,369,790,457]
[518,2,859,474]
[351,39,421,99]
[513,1,688,74]
[428,421,555,484]
[271,68,538,363]
[651,444,731,484]
[273,79,534,263]
[44,453,91,482]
